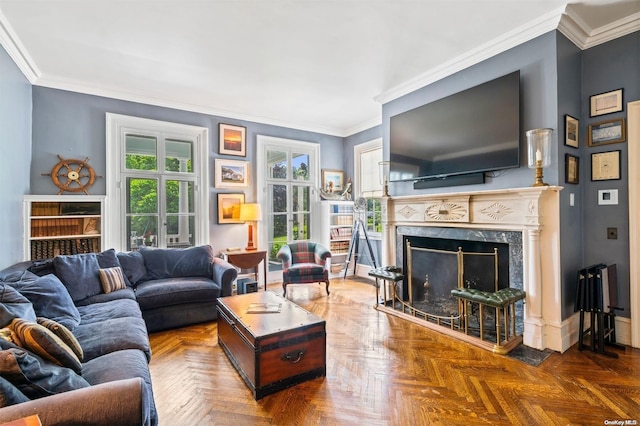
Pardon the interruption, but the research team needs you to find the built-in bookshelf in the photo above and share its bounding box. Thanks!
[313,200,354,276]
[24,195,105,260]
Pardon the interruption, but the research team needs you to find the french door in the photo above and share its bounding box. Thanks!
[256,136,320,282]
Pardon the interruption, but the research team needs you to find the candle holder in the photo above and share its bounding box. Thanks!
[378,160,390,197]
[526,128,553,187]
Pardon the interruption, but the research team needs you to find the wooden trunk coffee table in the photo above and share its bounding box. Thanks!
[217,291,326,399]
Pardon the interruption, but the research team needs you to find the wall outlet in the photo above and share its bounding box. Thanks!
[607,227,618,239]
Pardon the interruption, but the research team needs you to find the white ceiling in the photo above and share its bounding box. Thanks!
[0,1,638,136]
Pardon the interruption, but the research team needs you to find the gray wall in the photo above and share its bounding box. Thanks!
[30,87,344,252]
[0,45,32,268]
[581,31,640,317]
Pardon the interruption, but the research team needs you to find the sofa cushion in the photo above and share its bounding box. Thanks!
[99,267,127,294]
[117,251,147,285]
[72,317,151,362]
[135,277,219,311]
[37,317,83,362]
[140,245,213,280]
[8,318,82,374]
[10,274,81,331]
[53,249,127,302]
[0,262,36,282]
[74,287,137,307]
[0,375,29,407]
[0,285,36,328]
[77,299,143,325]
[0,347,90,399]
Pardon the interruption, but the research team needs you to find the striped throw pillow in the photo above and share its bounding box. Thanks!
[98,266,127,294]
[9,318,82,374]
[37,317,83,361]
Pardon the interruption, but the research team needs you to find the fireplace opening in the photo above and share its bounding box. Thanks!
[402,236,510,309]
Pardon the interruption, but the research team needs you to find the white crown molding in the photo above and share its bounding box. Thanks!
[559,6,640,50]
[0,9,39,82]
[344,116,382,138]
[374,6,566,105]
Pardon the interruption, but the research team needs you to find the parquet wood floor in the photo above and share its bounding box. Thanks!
[148,278,640,425]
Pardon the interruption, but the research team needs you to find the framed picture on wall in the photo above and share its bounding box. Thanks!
[218,123,246,157]
[564,114,579,148]
[217,193,245,224]
[588,118,626,146]
[214,159,249,188]
[590,88,623,117]
[565,153,579,184]
[321,169,344,192]
[591,150,621,181]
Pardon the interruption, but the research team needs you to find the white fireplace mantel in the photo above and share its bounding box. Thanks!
[381,186,568,352]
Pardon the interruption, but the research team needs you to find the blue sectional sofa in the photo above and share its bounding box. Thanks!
[0,244,237,425]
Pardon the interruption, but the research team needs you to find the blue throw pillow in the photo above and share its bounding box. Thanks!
[0,348,90,399]
[11,274,81,331]
[117,251,147,285]
[0,285,36,328]
[140,245,213,280]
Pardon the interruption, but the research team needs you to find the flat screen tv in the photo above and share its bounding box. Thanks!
[390,71,520,186]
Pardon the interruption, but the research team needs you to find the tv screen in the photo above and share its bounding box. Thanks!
[390,71,520,183]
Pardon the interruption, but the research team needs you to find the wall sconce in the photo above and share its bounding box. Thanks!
[239,203,262,251]
[378,160,390,197]
[526,128,553,187]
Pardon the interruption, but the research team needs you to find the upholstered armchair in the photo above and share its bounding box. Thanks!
[276,241,332,297]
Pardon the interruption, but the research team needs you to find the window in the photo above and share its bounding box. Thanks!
[105,114,208,251]
[354,139,383,236]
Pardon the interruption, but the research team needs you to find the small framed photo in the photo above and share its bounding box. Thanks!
[565,154,579,184]
[591,150,621,181]
[564,114,579,148]
[588,118,626,146]
[217,193,245,224]
[214,159,249,188]
[321,169,344,192]
[590,88,623,117]
[218,123,246,157]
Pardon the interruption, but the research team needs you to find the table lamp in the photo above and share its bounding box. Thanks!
[239,203,262,251]
[526,128,553,187]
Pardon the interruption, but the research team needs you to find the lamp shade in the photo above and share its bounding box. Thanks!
[239,203,262,222]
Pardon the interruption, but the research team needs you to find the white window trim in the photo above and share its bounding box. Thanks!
[353,138,383,198]
[105,113,209,251]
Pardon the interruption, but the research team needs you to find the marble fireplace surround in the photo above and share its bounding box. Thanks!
[380,186,567,352]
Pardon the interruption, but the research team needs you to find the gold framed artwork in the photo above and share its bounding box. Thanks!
[591,150,621,181]
[218,123,246,157]
[589,88,623,117]
[588,118,626,146]
[321,169,344,192]
[214,159,249,188]
[564,114,579,148]
[217,193,245,224]
[565,154,579,184]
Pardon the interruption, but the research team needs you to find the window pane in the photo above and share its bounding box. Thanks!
[272,184,287,213]
[127,215,158,250]
[165,180,194,214]
[165,139,193,173]
[292,213,310,240]
[292,152,310,181]
[267,150,287,179]
[360,148,383,197]
[126,135,157,171]
[166,215,194,248]
[292,185,309,212]
[126,178,157,214]
[270,214,288,261]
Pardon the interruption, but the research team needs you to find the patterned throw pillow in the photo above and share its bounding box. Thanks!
[8,318,82,374]
[36,317,83,361]
[98,267,127,294]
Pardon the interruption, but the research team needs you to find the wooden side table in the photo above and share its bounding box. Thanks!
[222,249,267,291]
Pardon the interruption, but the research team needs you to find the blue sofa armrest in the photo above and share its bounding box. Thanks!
[212,258,238,297]
[0,377,153,426]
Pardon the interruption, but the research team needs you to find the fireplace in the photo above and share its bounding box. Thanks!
[380,187,567,352]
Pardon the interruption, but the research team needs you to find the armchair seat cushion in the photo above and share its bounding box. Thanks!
[283,264,328,282]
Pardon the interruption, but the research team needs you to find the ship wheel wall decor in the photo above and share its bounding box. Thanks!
[42,154,102,195]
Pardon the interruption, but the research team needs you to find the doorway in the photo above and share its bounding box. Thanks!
[256,136,320,283]
[628,100,639,348]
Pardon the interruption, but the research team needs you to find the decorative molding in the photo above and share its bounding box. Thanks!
[398,205,418,220]
[480,202,513,221]
[558,7,640,50]
[425,201,468,222]
[0,9,39,82]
